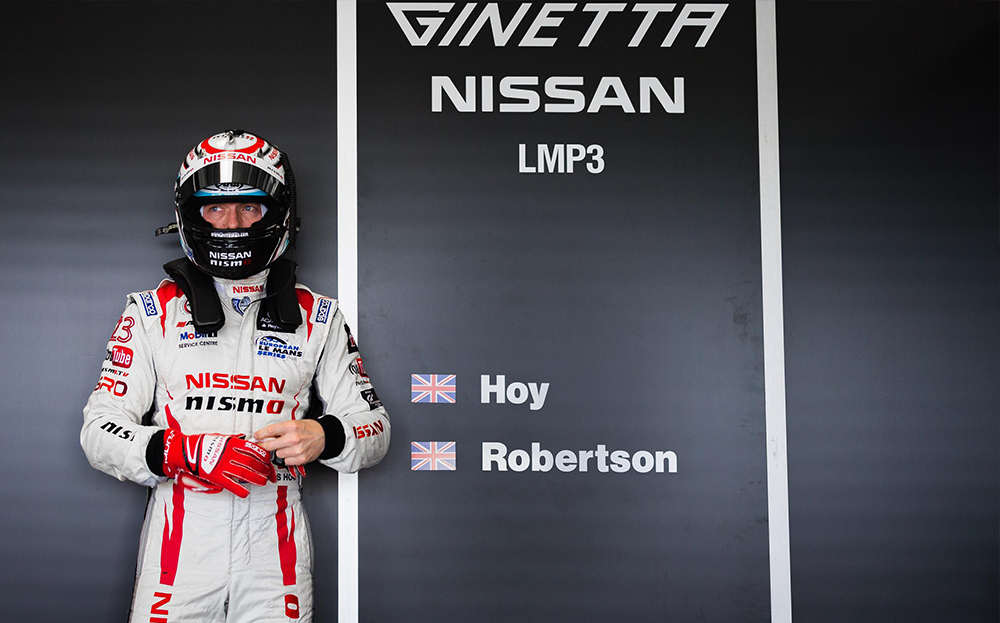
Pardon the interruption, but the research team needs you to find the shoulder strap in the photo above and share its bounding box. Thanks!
[260,258,302,330]
[163,258,225,333]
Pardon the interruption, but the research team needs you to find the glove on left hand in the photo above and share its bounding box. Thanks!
[162,430,276,498]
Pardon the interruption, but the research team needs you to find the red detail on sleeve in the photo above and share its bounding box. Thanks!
[295,289,314,341]
[160,482,186,586]
[275,486,298,586]
[156,282,184,338]
[112,315,135,343]
[164,404,181,431]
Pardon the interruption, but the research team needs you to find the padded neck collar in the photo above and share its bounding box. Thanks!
[163,257,301,334]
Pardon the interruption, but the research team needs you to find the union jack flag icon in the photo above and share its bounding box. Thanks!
[411,441,457,471]
[411,374,456,403]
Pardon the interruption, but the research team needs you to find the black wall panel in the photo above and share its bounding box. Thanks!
[779,2,999,621]
[356,3,771,621]
[0,3,339,620]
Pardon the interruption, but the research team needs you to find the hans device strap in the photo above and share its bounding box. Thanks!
[164,258,225,333]
[260,257,302,332]
[163,257,302,333]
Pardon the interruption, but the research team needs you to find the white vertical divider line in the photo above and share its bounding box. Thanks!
[336,2,359,623]
[755,2,792,622]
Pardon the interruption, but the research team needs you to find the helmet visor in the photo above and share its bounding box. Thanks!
[177,161,284,206]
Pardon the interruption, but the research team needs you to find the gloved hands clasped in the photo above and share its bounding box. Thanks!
[162,430,277,498]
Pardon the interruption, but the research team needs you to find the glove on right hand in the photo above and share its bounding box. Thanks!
[162,430,276,498]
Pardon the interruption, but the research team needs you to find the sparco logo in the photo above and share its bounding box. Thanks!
[483,442,677,474]
[316,298,332,324]
[139,291,158,317]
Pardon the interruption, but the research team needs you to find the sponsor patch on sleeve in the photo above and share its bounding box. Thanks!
[110,345,133,368]
[139,292,158,317]
[360,388,382,410]
[349,356,369,380]
[316,298,332,324]
[345,324,359,354]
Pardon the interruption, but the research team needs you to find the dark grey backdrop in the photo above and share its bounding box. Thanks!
[0,2,996,622]
[0,3,340,621]
[356,2,771,621]
[779,2,999,621]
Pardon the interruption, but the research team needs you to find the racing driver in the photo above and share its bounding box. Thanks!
[81,130,389,622]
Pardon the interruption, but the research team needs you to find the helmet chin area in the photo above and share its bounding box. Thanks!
[184,221,288,279]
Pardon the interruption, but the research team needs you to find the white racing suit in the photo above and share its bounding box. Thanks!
[81,270,389,622]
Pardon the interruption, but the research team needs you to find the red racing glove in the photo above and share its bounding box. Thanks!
[162,430,276,498]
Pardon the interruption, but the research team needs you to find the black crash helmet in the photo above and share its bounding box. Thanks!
[174,129,298,279]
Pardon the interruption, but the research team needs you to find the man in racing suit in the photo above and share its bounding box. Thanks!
[81,130,389,622]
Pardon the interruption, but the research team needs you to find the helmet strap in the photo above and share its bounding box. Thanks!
[279,150,299,247]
